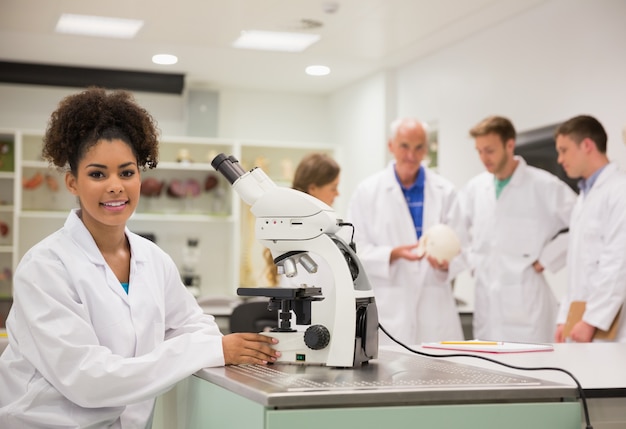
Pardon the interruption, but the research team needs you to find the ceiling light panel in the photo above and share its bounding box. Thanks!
[232,30,320,52]
[152,54,178,65]
[305,65,330,76]
[55,14,144,39]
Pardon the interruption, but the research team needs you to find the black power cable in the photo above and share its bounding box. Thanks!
[378,323,593,429]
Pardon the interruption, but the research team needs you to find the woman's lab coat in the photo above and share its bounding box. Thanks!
[556,163,626,342]
[449,157,576,343]
[0,209,224,428]
[347,162,463,346]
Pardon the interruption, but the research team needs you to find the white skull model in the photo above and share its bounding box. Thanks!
[414,224,461,263]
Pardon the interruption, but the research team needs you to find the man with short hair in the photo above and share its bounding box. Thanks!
[347,118,463,345]
[449,116,576,343]
[554,115,626,343]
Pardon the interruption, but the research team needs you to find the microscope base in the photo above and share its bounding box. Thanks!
[261,331,329,365]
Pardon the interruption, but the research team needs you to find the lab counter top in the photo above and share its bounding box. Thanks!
[401,343,626,398]
[183,344,626,428]
[194,348,577,409]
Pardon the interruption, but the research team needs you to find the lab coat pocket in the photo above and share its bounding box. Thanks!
[498,218,536,285]
[581,222,602,268]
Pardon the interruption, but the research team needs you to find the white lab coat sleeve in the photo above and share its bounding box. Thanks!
[444,188,473,282]
[538,231,569,273]
[538,178,577,272]
[556,297,571,325]
[346,183,392,280]
[584,189,626,331]
[12,252,222,409]
[162,257,223,340]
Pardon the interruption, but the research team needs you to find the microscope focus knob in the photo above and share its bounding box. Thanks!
[304,325,330,350]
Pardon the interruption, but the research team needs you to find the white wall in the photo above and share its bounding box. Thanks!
[218,88,330,143]
[0,84,188,135]
[0,84,331,143]
[329,71,392,216]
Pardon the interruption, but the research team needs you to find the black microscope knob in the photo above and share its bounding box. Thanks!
[304,325,330,350]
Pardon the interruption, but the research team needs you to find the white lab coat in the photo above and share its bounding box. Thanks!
[556,163,626,342]
[347,162,463,346]
[0,209,224,428]
[449,157,576,343]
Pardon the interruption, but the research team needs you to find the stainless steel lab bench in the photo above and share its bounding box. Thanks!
[178,349,580,429]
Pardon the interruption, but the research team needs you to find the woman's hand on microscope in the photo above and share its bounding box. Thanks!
[222,333,281,365]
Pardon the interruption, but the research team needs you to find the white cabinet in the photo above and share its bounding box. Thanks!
[1,130,335,311]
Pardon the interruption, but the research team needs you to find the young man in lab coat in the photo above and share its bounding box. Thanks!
[347,118,464,346]
[554,115,626,343]
[448,116,577,343]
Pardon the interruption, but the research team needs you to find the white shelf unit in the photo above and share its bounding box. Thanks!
[0,131,15,306]
[3,130,335,302]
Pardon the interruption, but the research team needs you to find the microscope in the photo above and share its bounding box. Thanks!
[212,154,378,367]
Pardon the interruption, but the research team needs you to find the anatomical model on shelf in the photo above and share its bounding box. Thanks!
[139,173,222,214]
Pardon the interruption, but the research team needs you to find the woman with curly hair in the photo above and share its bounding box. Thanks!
[0,87,279,428]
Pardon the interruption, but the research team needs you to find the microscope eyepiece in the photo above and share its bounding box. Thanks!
[211,153,247,185]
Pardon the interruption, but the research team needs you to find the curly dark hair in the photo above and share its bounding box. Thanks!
[42,87,159,174]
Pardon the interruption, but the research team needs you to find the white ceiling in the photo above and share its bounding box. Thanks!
[0,0,547,95]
